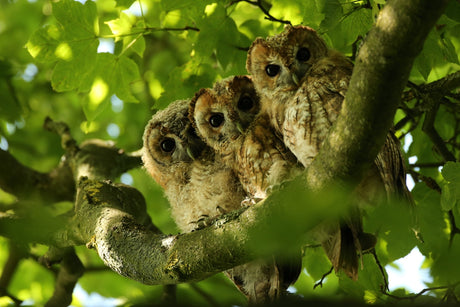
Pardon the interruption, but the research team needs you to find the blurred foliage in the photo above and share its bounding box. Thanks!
[1,0,460,306]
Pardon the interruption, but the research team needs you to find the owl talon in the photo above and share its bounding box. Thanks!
[190,215,212,231]
[241,196,264,207]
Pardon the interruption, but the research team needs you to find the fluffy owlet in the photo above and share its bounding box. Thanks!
[247,25,412,280]
[142,99,246,233]
[190,75,302,303]
[190,75,303,200]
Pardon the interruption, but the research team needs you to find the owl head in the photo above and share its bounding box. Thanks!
[246,25,328,96]
[142,100,208,187]
[190,75,260,155]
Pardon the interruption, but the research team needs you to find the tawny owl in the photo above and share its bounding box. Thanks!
[142,99,246,233]
[190,75,303,200]
[190,75,302,303]
[247,25,412,280]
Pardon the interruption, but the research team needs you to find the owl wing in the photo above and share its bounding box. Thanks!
[375,131,414,203]
[238,115,302,198]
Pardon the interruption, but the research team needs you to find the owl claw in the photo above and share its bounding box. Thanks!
[190,215,211,231]
[241,196,263,207]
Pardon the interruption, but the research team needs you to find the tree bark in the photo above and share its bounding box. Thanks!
[0,0,449,286]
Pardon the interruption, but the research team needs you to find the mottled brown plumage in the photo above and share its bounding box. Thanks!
[190,75,302,304]
[142,99,246,233]
[247,25,411,280]
[190,75,303,199]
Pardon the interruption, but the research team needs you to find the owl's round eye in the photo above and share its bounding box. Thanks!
[209,113,225,128]
[296,47,311,62]
[265,64,280,77]
[160,138,176,153]
[237,95,254,111]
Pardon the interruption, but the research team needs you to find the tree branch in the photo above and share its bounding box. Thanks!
[43,248,84,307]
[227,0,291,25]
[305,0,449,190]
[0,243,26,306]
[0,149,74,203]
[1,0,449,287]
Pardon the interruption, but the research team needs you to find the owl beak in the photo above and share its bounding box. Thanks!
[186,147,196,160]
[236,122,244,134]
[292,73,300,86]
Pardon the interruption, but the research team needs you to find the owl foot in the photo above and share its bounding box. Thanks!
[241,196,263,207]
[190,215,211,231]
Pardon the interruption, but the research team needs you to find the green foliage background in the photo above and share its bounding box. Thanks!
[1,0,460,306]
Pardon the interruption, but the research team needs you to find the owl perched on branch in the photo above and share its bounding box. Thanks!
[190,75,302,303]
[142,99,246,233]
[247,25,411,279]
[190,75,303,200]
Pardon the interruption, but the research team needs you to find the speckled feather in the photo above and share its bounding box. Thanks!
[142,100,246,233]
[247,25,412,280]
[190,76,302,303]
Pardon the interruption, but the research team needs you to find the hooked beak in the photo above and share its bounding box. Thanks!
[236,122,244,134]
[186,147,196,160]
[292,73,300,86]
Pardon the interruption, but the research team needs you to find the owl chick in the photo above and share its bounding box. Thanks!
[142,99,246,233]
[246,25,351,167]
[247,25,412,280]
[190,75,302,303]
[190,75,303,200]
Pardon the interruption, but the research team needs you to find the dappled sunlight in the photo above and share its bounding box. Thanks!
[89,77,109,108]
[163,9,182,26]
[204,3,218,16]
[55,42,73,61]
[80,120,100,134]
[376,5,397,33]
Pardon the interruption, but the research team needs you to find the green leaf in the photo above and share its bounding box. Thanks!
[52,0,99,37]
[318,0,343,32]
[195,4,244,70]
[51,41,98,92]
[106,12,137,40]
[303,247,333,281]
[327,7,373,50]
[411,183,448,257]
[364,199,417,261]
[26,24,63,63]
[441,162,460,211]
[441,161,460,183]
[27,0,100,92]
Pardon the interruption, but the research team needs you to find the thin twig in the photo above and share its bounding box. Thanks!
[43,117,79,155]
[313,266,334,289]
[382,281,460,301]
[228,0,291,25]
[371,249,389,292]
[448,211,460,248]
[421,101,457,162]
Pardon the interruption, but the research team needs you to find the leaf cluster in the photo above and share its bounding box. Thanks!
[0,0,460,306]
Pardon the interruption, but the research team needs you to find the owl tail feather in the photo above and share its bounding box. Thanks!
[322,223,376,281]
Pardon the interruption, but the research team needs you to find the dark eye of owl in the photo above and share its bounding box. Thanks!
[209,113,225,128]
[296,47,311,62]
[237,95,253,111]
[160,138,176,153]
[265,64,280,77]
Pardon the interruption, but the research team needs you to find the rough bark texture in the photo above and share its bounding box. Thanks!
[306,0,449,191]
[0,0,449,287]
